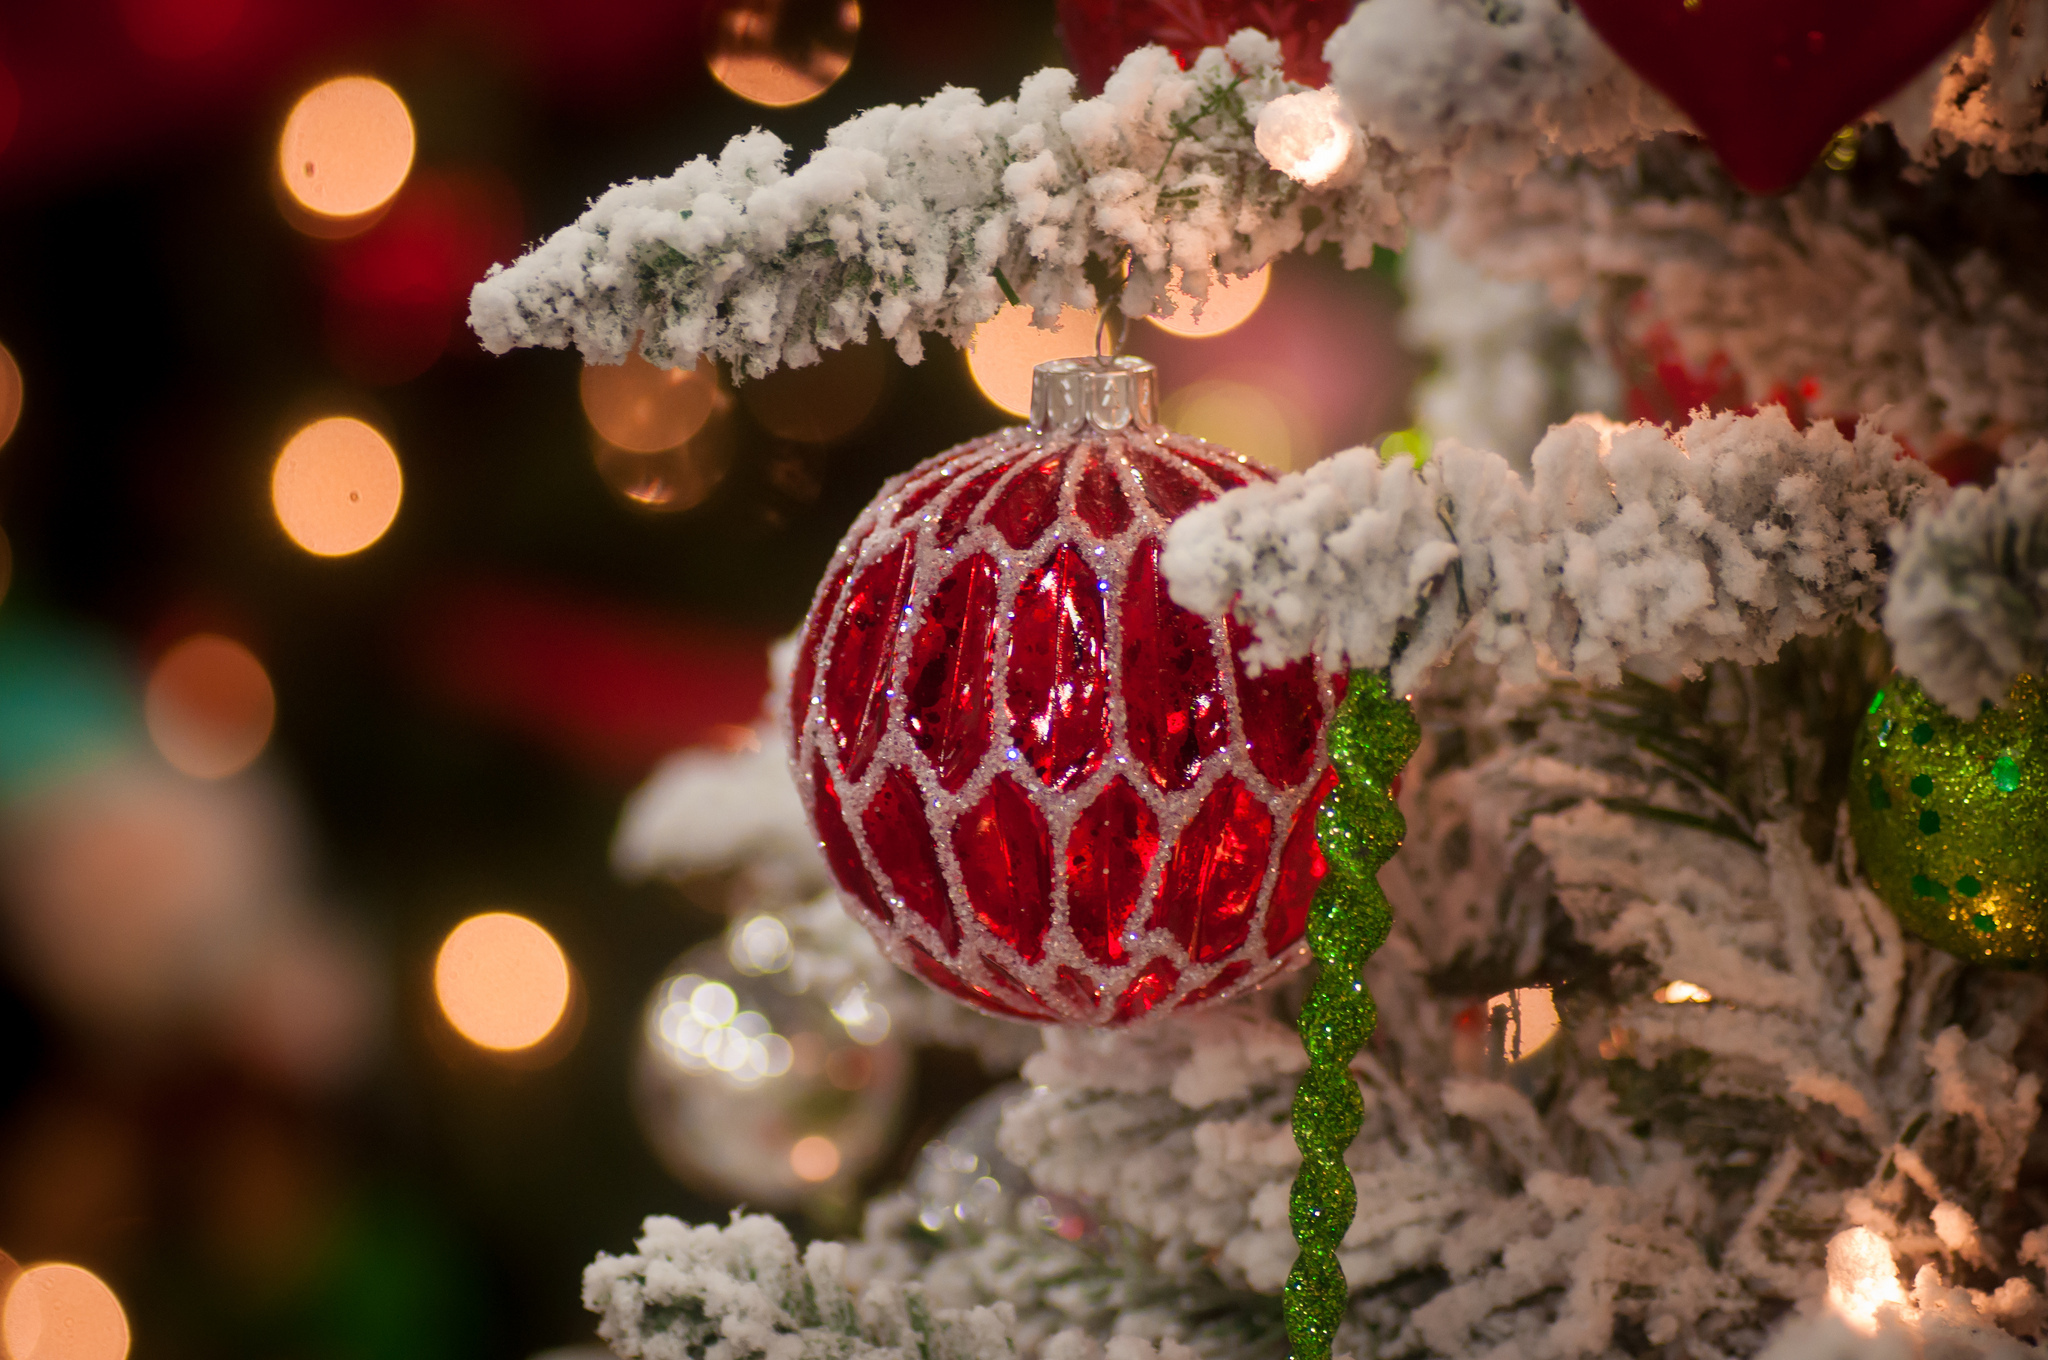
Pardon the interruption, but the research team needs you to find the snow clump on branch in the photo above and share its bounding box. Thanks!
[1161,407,1944,694]
[1885,447,2048,715]
[587,1212,1211,1360]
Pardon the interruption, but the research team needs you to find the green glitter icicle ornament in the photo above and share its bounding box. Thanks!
[1284,670,1417,1360]
[1850,673,2048,967]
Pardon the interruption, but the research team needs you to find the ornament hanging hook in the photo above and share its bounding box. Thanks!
[1084,247,1131,359]
[1095,305,1128,360]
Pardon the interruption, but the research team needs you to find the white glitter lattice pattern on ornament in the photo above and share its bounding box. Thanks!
[789,424,1340,1025]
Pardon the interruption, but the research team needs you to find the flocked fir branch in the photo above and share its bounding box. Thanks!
[1433,146,2048,451]
[1885,448,2048,716]
[470,32,1421,379]
[585,1213,1021,1360]
[1159,407,1945,696]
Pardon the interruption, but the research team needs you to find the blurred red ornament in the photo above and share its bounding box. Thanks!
[790,379,1339,1026]
[1056,0,1349,93]
[1574,0,1990,194]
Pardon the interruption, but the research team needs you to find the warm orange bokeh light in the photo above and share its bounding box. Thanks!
[706,0,858,107]
[434,913,572,1053]
[145,634,276,780]
[789,1134,841,1182]
[580,354,722,453]
[2,1263,132,1360]
[592,431,731,514]
[0,341,22,450]
[1147,265,1271,338]
[739,343,886,443]
[279,76,415,223]
[965,304,1098,418]
[273,416,403,556]
[1162,379,1300,471]
[1485,986,1561,1061]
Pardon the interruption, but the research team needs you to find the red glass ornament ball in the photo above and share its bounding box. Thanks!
[1056,0,1351,94]
[789,422,1342,1027]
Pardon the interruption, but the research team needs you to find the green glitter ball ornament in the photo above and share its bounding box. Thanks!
[1850,673,2048,967]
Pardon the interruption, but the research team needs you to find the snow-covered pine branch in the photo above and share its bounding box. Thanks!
[469,33,1424,379]
[1438,156,2048,452]
[1161,407,1945,695]
[586,1213,1020,1360]
[587,1214,1209,1360]
[1885,449,2048,715]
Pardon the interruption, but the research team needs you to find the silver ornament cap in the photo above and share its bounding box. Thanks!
[1029,355,1158,433]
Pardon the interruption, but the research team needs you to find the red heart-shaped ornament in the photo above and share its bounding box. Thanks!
[1575,0,1991,193]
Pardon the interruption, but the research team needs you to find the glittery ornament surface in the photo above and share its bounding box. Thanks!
[791,425,1341,1025]
[1284,671,1416,1360]
[1849,674,2048,967]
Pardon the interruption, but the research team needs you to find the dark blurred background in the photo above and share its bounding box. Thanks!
[0,4,1408,1357]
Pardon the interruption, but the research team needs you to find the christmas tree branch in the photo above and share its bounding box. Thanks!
[1161,407,1944,694]
[1885,451,2048,714]
[468,33,1423,379]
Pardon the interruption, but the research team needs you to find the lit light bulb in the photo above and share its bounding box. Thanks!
[278,76,415,228]
[435,912,573,1053]
[272,416,403,556]
[1254,88,1362,188]
[1826,1227,1907,1334]
[965,304,1097,418]
[1653,980,1714,1004]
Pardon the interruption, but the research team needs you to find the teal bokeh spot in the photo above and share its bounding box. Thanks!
[1911,874,1948,900]
[1973,914,1997,933]
[0,612,142,795]
[1912,722,1934,745]
[1920,809,1941,835]
[1957,875,1982,897]
[1910,774,1933,797]
[1993,754,2022,793]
